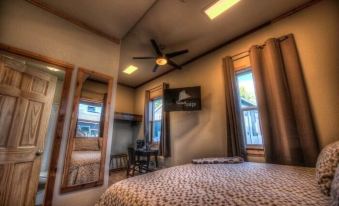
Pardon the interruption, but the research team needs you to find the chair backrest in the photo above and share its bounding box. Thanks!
[136,140,145,149]
[127,147,136,165]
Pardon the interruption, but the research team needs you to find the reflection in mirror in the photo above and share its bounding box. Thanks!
[77,101,103,137]
[62,69,113,192]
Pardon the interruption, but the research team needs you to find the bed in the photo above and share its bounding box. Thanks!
[68,151,101,185]
[96,162,330,206]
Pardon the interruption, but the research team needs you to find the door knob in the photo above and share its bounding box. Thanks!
[36,149,44,156]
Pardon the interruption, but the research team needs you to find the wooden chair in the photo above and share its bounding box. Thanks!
[109,154,128,175]
[136,140,145,149]
[126,147,149,177]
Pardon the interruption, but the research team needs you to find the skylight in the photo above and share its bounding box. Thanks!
[205,0,240,20]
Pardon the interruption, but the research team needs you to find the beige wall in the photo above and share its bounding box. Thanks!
[134,0,339,166]
[0,0,120,205]
[111,121,138,155]
[111,85,138,156]
[115,85,135,113]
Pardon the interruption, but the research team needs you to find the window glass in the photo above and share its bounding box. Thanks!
[236,70,263,146]
[150,98,162,143]
[237,71,257,108]
[76,101,103,137]
[242,110,262,145]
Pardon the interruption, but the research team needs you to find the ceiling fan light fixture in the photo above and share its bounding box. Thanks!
[156,57,168,66]
[205,0,241,20]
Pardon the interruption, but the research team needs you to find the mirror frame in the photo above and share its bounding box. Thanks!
[61,68,113,193]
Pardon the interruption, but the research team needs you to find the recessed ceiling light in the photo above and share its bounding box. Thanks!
[123,65,138,74]
[204,0,240,20]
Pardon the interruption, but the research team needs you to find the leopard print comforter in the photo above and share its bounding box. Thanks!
[68,151,101,185]
[96,162,330,206]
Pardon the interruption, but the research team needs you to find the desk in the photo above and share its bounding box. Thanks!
[135,148,159,169]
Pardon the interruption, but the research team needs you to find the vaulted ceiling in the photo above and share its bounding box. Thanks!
[32,0,312,87]
[38,0,157,39]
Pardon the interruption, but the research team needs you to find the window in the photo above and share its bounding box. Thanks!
[87,106,100,113]
[76,100,103,137]
[149,98,163,143]
[235,70,263,147]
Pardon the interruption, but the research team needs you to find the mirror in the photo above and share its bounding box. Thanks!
[61,68,113,192]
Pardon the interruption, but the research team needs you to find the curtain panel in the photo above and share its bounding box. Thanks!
[144,90,151,142]
[222,57,247,158]
[159,83,171,157]
[249,34,319,166]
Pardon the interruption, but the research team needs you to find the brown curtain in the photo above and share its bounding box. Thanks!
[222,57,246,158]
[159,83,171,157]
[144,90,151,142]
[249,34,319,166]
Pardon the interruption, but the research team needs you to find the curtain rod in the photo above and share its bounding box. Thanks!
[231,34,290,60]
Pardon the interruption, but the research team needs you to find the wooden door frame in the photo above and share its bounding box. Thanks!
[60,68,113,193]
[0,43,74,206]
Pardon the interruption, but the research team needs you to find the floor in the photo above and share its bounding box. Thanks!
[109,170,129,185]
[109,162,167,186]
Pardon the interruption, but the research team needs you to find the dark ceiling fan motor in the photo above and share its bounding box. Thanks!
[132,39,189,72]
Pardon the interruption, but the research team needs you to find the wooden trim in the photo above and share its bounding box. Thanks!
[114,112,142,122]
[25,0,120,44]
[60,70,85,192]
[44,67,72,206]
[59,180,104,193]
[134,0,323,88]
[246,148,265,157]
[0,43,74,69]
[60,68,114,193]
[0,43,74,206]
[135,69,174,88]
[79,97,104,105]
[148,84,163,92]
[118,82,135,89]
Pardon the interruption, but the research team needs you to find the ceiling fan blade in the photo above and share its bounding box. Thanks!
[150,39,162,56]
[152,64,159,73]
[166,49,189,58]
[168,60,182,70]
[133,57,157,59]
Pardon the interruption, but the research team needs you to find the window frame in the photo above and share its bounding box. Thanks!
[149,97,163,144]
[235,68,264,150]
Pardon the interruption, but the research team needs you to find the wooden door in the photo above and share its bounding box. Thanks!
[0,55,57,206]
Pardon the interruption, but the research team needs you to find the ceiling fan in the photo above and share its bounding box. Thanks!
[133,39,189,73]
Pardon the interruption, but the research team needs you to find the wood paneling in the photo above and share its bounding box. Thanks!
[114,112,142,122]
[20,101,43,146]
[8,163,32,205]
[0,95,16,146]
